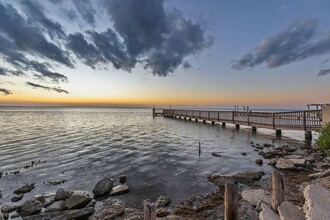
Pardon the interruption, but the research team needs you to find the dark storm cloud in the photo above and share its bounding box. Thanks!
[0,88,13,95]
[72,0,96,26]
[0,67,6,76]
[26,82,69,94]
[20,0,66,39]
[0,3,73,67]
[29,61,68,83]
[0,67,24,77]
[317,69,330,76]
[183,61,192,69]
[232,19,330,70]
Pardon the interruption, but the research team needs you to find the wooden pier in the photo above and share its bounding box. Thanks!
[153,108,323,140]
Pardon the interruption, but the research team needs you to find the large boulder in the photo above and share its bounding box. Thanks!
[18,199,42,217]
[65,190,91,210]
[110,184,129,196]
[1,205,19,214]
[241,189,271,206]
[93,178,114,197]
[91,199,125,219]
[276,158,295,169]
[278,201,305,220]
[54,188,73,201]
[45,200,66,213]
[259,203,280,220]
[304,184,330,220]
[22,207,95,220]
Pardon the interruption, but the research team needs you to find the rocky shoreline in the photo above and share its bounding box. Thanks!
[1,141,330,220]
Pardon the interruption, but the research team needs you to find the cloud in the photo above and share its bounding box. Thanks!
[0,3,73,67]
[72,0,96,26]
[0,88,13,95]
[317,69,330,76]
[26,82,69,94]
[29,61,68,83]
[183,61,192,69]
[232,19,330,70]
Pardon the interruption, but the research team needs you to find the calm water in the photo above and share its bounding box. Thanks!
[0,107,312,207]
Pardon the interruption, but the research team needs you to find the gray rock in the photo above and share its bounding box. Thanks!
[155,195,171,208]
[259,203,280,220]
[304,184,330,220]
[0,211,3,220]
[45,200,66,213]
[241,189,271,206]
[11,194,23,202]
[18,199,42,217]
[65,190,91,210]
[283,155,304,159]
[93,178,114,197]
[14,183,35,194]
[256,199,271,212]
[289,159,306,167]
[91,199,125,219]
[238,200,258,220]
[1,205,19,214]
[119,175,127,184]
[2,213,8,220]
[269,158,278,166]
[54,188,73,201]
[208,171,265,187]
[256,159,263,165]
[110,184,129,196]
[278,201,305,220]
[10,213,20,219]
[86,199,96,208]
[276,158,295,169]
[308,169,330,179]
[33,195,46,206]
[22,207,95,220]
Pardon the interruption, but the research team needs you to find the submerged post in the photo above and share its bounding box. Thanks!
[272,171,284,213]
[144,203,156,220]
[224,181,238,220]
[152,105,155,116]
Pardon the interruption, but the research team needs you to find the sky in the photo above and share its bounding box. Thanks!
[0,0,330,108]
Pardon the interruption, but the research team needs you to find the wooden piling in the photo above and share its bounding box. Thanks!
[224,181,238,220]
[144,203,156,220]
[271,171,284,213]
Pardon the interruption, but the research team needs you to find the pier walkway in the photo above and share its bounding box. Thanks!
[153,108,323,140]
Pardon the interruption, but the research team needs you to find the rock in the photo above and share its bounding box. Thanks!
[91,199,125,219]
[203,206,223,220]
[289,159,306,167]
[276,158,295,169]
[304,184,330,220]
[86,200,96,208]
[284,155,304,159]
[23,207,95,220]
[45,201,66,213]
[0,212,3,220]
[238,200,258,220]
[256,159,263,165]
[241,189,271,206]
[308,169,330,179]
[18,199,42,217]
[65,190,91,210]
[0,171,2,178]
[269,158,278,166]
[156,195,171,208]
[294,149,307,156]
[14,183,35,194]
[119,175,127,184]
[156,208,171,217]
[241,152,247,156]
[211,152,221,157]
[278,201,305,220]
[10,213,19,219]
[110,184,129,196]
[0,190,2,198]
[33,195,46,205]
[46,179,66,185]
[259,203,280,220]
[1,205,19,214]
[208,171,265,187]
[256,199,271,212]
[93,178,114,197]
[11,194,23,202]
[54,188,73,201]
[2,213,8,220]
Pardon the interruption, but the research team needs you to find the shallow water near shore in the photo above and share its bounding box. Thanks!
[0,107,313,208]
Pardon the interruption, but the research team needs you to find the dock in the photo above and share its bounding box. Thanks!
[153,108,325,140]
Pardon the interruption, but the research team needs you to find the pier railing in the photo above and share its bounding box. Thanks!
[158,109,322,131]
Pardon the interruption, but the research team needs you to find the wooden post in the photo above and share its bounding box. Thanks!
[303,111,306,130]
[144,203,156,220]
[224,181,238,220]
[271,171,284,213]
[272,113,275,129]
[232,111,235,123]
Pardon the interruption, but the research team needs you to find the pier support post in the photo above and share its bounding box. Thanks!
[235,124,240,130]
[189,118,191,121]
[305,131,312,141]
[276,130,282,137]
[252,127,257,133]
[224,181,238,220]
[212,121,215,125]
[195,119,198,122]
[184,117,186,120]
[203,120,206,123]
[271,171,284,213]
[222,122,226,127]
[144,203,156,220]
